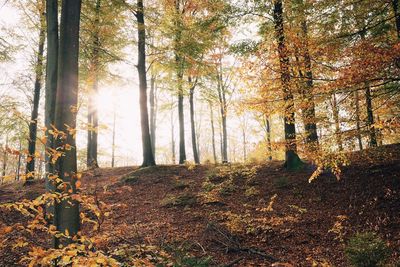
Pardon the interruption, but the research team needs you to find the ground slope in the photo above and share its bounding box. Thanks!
[0,144,399,266]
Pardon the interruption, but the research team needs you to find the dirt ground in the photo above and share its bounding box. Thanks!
[0,144,399,266]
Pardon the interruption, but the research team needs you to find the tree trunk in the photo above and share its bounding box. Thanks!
[111,104,116,168]
[217,62,228,163]
[365,84,377,147]
[16,139,22,181]
[1,135,8,184]
[300,10,318,145]
[53,0,82,247]
[137,0,155,167]
[332,93,343,151]
[273,0,303,170]
[170,102,176,164]
[393,0,400,39]
[266,116,272,161]
[354,90,363,150]
[242,127,247,162]
[189,77,200,164]
[209,101,217,164]
[25,2,46,183]
[149,74,157,158]
[87,0,101,169]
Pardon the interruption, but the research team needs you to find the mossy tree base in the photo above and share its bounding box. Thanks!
[283,150,304,171]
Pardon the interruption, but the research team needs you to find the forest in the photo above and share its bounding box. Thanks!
[0,0,399,266]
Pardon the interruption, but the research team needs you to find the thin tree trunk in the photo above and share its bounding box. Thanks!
[209,101,217,164]
[25,2,46,183]
[332,93,343,151]
[273,0,302,170]
[2,135,8,184]
[300,13,318,145]
[87,0,101,169]
[266,116,272,161]
[149,74,156,158]
[365,84,377,147]
[242,127,247,162]
[171,101,176,164]
[16,139,22,181]
[111,104,116,168]
[188,77,199,164]
[354,90,363,150]
[393,0,400,39]
[53,0,82,247]
[137,0,155,167]
[217,63,228,163]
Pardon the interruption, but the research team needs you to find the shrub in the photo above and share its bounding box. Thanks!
[345,232,390,267]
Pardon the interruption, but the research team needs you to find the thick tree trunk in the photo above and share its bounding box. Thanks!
[149,74,157,158]
[189,77,200,164]
[53,0,82,247]
[354,90,363,150]
[137,0,155,167]
[393,0,400,39]
[332,93,343,151]
[25,3,46,183]
[273,0,302,170]
[209,102,217,164]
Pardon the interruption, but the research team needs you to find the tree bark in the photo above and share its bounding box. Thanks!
[393,0,400,39]
[273,0,303,170]
[189,77,200,164]
[365,85,377,147]
[217,61,228,163]
[137,0,155,167]
[87,0,101,169]
[53,0,82,247]
[209,101,217,164]
[354,90,363,150]
[1,135,8,184]
[25,2,46,183]
[299,6,318,145]
[332,93,343,151]
[149,74,157,158]
[111,104,116,168]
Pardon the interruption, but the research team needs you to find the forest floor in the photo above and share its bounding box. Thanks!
[0,144,399,266]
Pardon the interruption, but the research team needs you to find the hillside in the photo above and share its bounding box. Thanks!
[0,144,399,266]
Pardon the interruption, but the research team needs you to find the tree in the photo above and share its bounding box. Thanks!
[272,0,303,170]
[53,0,82,246]
[136,0,156,167]
[189,76,200,164]
[25,0,46,183]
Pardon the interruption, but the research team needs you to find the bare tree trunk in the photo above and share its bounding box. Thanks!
[2,135,8,184]
[209,101,217,164]
[354,90,363,150]
[217,62,228,163]
[53,0,82,247]
[365,84,377,147]
[137,0,155,167]
[26,2,46,183]
[111,104,116,168]
[87,0,101,169]
[188,77,199,164]
[16,139,22,181]
[266,117,272,161]
[149,74,157,158]
[171,101,176,164]
[393,0,400,39]
[273,0,303,170]
[332,93,343,151]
